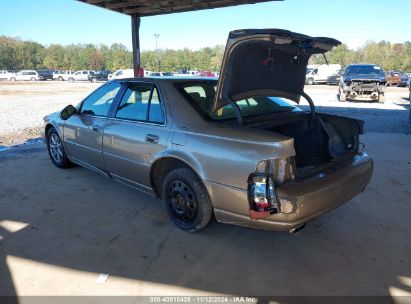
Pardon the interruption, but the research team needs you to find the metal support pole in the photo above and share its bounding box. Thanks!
[131,14,141,77]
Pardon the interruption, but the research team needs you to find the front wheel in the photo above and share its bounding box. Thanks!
[162,168,213,232]
[338,91,346,102]
[92,77,97,83]
[306,78,314,85]
[68,77,74,83]
[46,128,73,169]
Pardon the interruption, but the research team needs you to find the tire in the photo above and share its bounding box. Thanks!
[162,168,213,232]
[31,77,36,81]
[46,128,73,169]
[306,78,314,85]
[92,78,97,83]
[58,76,63,81]
[338,91,346,102]
[10,77,16,81]
[68,77,74,83]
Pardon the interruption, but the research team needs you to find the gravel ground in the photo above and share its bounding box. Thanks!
[0,81,410,146]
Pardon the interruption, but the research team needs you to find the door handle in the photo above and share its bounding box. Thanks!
[145,134,159,144]
[92,125,102,132]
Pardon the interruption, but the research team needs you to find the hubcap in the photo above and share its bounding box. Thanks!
[167,180,197,224]
[49,133,64,163]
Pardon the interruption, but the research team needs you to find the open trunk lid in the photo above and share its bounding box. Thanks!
[213,29,341,112]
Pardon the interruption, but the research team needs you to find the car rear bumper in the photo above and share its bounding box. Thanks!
[211,153,373,231]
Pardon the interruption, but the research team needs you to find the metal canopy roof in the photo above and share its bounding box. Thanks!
[77,0,280,17]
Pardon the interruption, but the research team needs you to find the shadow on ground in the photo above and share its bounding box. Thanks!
[0,134,410,302]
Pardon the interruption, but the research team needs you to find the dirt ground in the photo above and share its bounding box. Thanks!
[0,132,410,300]
[0,81,410,147]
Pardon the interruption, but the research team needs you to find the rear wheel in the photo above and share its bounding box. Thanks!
[162,168,212,232]
[46,128,72,169]
[58,76,63,81]
[10,77,16,81]
[338,91,346,102]
[92,77,97,83]
[31,77,36,81]
[68,77,74,83]
[306,78,314,85]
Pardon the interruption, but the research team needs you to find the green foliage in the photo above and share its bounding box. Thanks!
[1,35,410,73]
[311,41,411,71]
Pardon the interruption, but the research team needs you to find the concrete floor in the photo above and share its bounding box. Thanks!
[0,132,410,300]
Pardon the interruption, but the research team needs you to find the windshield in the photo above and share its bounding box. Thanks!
[345,65,384,76]
[177,81,301,121]
[306,68,314,74]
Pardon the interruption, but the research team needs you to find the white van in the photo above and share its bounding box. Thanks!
[109,69,134,80]
[305,64,341,85]
[12,70,39,81]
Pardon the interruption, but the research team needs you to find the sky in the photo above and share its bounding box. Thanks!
[0,0,410,51]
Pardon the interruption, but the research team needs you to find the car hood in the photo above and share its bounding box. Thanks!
[344,74,386,82]
[213,29,341,111]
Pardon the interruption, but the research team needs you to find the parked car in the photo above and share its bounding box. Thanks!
[42,29,373,233]
[67,70,95,82]
[397,75,410,87]
[11,70,39,81]
[108,69,134,80]
[37,70,53,81]
[385,71,402,86]
[88,70,111,82]
[326,69,343,85]
[339,64,386,103]
[0,70,16,81]
[305,64,341,85]
[52,70,75,81]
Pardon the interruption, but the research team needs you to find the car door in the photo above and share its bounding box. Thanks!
[103,82,170,191]
[63,82,123,171]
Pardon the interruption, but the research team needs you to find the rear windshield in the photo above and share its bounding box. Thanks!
[345,65,384,76]
[177,81,301,121]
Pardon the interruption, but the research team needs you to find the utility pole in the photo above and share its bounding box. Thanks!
[154,33,160,71]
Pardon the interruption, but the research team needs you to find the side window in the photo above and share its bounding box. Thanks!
[115,84,165,124]
[81,82,122,117]
[149,87,165,124]
[116,84,152,121]
[83,71,88,74]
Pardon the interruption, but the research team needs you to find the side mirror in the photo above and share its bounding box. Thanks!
[60,105,78,120]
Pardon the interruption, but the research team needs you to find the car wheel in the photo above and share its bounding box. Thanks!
[162,168,213,232]
[46,128,72,169]
[92,78,97,83]
[31,77,36,81]
[10,77,16,81]
[306,78,314,85]
[58,76,63,81]
[68,77,74,83]
[338,91,346,102]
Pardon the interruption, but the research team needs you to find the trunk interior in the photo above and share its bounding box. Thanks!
[255,113,363,175]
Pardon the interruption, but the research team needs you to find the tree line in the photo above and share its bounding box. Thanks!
[1,35,410,72]
[311,41,411,71]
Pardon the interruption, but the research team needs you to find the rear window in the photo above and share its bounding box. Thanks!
[177,81,300,121]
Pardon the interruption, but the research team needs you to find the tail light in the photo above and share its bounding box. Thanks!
[247,173,279,219]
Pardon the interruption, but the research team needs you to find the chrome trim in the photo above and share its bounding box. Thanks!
[68,156,110,178]
[110,173,155,196]
[103,151,150,167]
